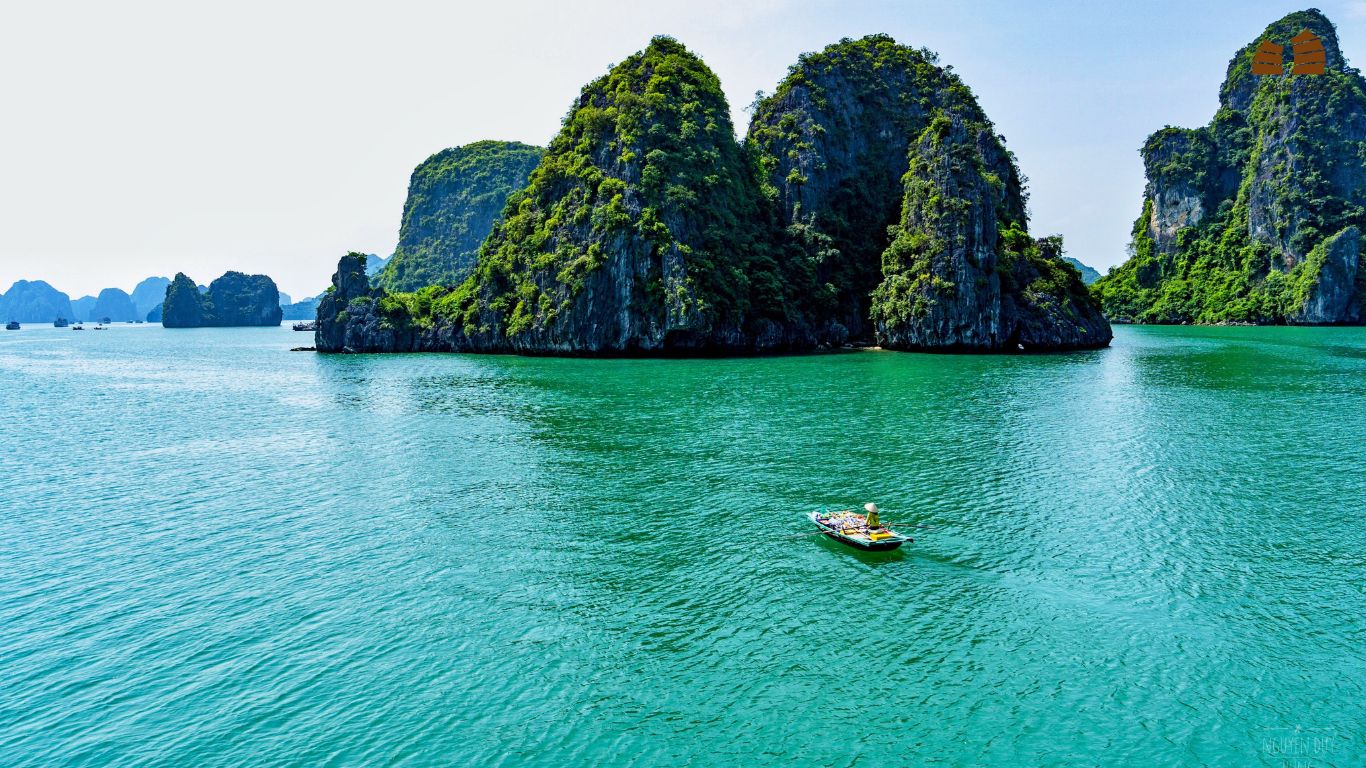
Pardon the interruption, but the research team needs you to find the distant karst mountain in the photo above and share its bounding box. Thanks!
[130,277,171,320]
[161,272,283,327]
[281,295,321,321]
[1095,9,1366,324]
[374,143,543,293]
[364,254,388,280]
[3,276,176,322]
[1063,258,1102,285]
[318,35,1108,355]
[71,295,96,321]
[90,288,139,322]
[0,281,74,323]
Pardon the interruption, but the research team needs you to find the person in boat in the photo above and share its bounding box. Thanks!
[863,502,882,531]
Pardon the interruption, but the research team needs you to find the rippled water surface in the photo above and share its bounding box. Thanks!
[1,325,1362,767]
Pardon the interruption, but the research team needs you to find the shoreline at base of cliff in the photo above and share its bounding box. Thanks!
[314,254,1110,358]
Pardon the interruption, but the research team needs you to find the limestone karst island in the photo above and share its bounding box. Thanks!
[2,5,1363,768]
[316,36,1111,354]
[1095,9,1366,324]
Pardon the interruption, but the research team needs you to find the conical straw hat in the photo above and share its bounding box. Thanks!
[864,502,879,514]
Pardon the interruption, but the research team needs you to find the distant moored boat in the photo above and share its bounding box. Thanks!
[54,317,69,328]
[5,321,19,331]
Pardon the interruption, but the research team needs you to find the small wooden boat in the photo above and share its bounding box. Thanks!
[808,509,911,551]
[5,321,19,331]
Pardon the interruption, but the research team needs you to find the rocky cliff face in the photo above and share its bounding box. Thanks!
[161,271,282,327]
[161,273,204,327]
[318,35,1109,355]
[1000,237,1114,350]
[316,254,426,352]
[376,143,543,293]
[1095,9,1366,324]
[1293,226,1361,322]
[746,37,949,340]
[751,36,1108,351]
[206,272,283,326]
[748,35,1005,340]
[452,36,802,354]
[0,280,74,322]
[869,115,1014,349]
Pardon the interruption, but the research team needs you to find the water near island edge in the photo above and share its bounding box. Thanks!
[0,324,1362,767]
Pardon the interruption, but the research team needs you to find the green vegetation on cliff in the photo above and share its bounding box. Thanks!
[1062,258,1102,285]
[376,142,543,293]
[747,35,1106,350]
[869,111,1013,333]
[318,34,1109,354]
[747,36,998,339]
[161,273,203,327]
[1094,9,1366,324]
[449,35,793,350]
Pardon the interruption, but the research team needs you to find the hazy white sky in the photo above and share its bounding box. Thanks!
[2,0,1363,300]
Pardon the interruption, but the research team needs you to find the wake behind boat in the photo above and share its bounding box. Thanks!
[808,503,911,551]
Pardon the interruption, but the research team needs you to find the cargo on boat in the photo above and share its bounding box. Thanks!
[808,506,911,551]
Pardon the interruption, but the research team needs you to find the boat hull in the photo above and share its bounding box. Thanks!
[819,531,905,551]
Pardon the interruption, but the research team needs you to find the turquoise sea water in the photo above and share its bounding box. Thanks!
[0,324,1362,767]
